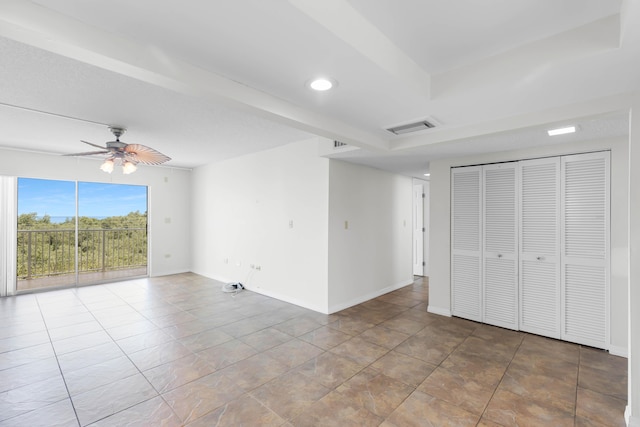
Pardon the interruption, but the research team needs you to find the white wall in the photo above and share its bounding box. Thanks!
[628,100,640,425]
[328,160,414,313]
[0,148,192,277]
[428,136,629,354]
[190,139,330,312]
[191,141,415,314]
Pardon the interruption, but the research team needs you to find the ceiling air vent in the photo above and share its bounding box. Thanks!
[386,120,435,135]
[334,140,348,148]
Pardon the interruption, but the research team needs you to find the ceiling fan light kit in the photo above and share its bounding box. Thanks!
[64,126,171,174]
[122,160,137,174]
[99,158,115,173]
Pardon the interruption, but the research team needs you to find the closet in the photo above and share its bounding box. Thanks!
[451,151,610,349]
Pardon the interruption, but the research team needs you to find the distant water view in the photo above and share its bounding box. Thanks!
[32,216,111,224]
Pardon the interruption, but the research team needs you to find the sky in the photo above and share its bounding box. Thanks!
[18,178,147,218]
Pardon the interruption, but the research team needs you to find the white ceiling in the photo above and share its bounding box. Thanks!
[0,0,637,178]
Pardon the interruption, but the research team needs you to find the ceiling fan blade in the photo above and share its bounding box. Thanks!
[81,140,108,150]
[124,144,171,165]
[63,150,110,157]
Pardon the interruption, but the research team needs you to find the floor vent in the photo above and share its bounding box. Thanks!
[387,120,435,135]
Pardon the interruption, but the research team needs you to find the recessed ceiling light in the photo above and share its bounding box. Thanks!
[423,173,430,177]
[308,77,336,91]
[547,126,576,136]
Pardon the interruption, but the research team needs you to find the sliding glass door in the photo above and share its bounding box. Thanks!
[16,178,148,292]
[17,178,76,291]
[77,182,148,285]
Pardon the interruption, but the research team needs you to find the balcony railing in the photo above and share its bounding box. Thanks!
[17,228,147,280]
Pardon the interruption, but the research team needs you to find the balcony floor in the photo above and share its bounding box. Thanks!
[17,267,148,292]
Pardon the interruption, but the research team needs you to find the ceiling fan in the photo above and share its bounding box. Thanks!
[64,126,171,174]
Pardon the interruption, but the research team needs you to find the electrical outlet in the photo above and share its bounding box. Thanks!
[224,258,228,264]
[344,220,349,230]
[164,253,171,258]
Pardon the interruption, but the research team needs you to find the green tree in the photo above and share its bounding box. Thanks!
[17,212,147,279]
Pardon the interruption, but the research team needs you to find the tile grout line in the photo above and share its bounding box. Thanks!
[474,330,525,426]
[34,292,82,427]
[256,296,422,424]
[575,345,582,422]
[59,285,176,426]
[99,283,197,426]
[67,286,142,427]
[375,318,483,425]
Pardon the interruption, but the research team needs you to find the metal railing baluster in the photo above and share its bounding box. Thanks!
[16,228,147,279]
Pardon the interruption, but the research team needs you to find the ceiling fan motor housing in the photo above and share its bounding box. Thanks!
[106,141,127,151]
[109,126,126,139]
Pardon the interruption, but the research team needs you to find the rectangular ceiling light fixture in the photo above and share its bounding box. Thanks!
[547,126,576,136]
[387,120,435,135]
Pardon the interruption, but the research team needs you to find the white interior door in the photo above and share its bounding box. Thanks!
[423,182,430,276]
[519,157,561,338]
[561,151,610,349]
[451,167,482,322]
[413,184,424,276]
[482,163,518,330]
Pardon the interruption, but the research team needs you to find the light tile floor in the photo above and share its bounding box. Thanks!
[0,273,628,426]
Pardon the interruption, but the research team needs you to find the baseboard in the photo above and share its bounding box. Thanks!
[608,345,628,358]
[188,270,235,285]
[427,305,452,317]
[187,273,415,314]
[625,406,640,426]
[149,268,190,277]
[327,278,414,314]
[245,285,328,314]
[203,273,232,284]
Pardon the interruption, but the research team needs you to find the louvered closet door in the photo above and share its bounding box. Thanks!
[482,163,518,330]
[561,152,610,349]
[519,158,561,338]
[451,167,482,322]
